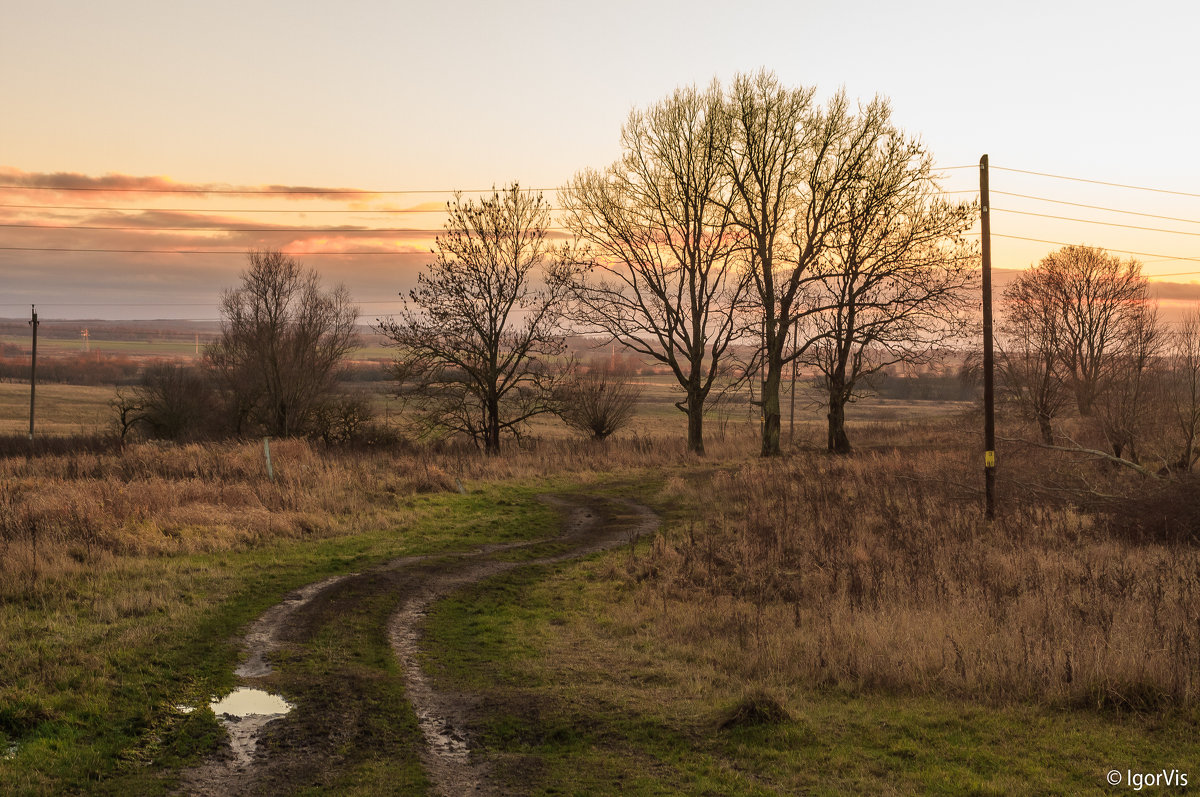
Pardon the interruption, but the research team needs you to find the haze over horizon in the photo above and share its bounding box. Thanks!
[3,0,1198,320]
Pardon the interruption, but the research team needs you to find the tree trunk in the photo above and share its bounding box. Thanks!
[1036,413,1054,445]
[686,389,705,455]
[761,358,783,457]
[827,392,852,454]
[1075,384,1095,417]
[485,394,501,454]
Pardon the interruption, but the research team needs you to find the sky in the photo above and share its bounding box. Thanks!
[2,0,1199,322]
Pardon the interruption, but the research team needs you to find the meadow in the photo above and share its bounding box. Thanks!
[0,384,1196,793]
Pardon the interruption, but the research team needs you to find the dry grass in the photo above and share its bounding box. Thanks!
[5,407,1193,714]
[0,425,758,597]
[617,420,1200,710]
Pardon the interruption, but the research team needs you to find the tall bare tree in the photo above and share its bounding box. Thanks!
[801,135,976,452]
[1096,304,1162,461]
[208,250,358,437]
[1166,307,1200,471]
[377,185,569,453]
[723,73,894,456]
[560,83,745,454]
[1041,245,1150,416]
[997,269,1070,445]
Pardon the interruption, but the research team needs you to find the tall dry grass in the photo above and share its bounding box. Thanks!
[0,426,753,596]
[624,422,1200,710]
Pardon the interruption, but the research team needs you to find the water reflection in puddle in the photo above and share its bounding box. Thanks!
[210,687,293,718]
[206,688,294,769]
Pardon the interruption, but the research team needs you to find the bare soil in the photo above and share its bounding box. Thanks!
[176,492,657,796]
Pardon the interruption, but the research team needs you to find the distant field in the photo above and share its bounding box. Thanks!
[1,374,971,442]
[0,382,113,436]
[0,334,206,359]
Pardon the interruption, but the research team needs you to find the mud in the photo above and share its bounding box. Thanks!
[175,493,656,796]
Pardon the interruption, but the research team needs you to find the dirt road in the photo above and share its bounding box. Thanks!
[178,492,657,796]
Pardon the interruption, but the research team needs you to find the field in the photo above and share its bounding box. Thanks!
[0,387,1196,794]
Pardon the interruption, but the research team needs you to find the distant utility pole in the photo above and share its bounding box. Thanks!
[195,333,200,358]
[81,328,89,353]
[980,154,996,519]
[28,305,39,440]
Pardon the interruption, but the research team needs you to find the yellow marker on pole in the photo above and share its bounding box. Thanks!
[985,450,995,468]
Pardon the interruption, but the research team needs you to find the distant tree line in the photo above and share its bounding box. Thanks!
[0,352,142,386]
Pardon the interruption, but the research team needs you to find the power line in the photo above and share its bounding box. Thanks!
[985,233,1200,263]
[0,188,982,216]
[991,166,1200,199]
[0,246,427,255]
[0,203,455,214]
[993,208,1200,237]
[0,223,455,234]
[0,167,981,196]
[12,204,1195,239]
[0,184,558,196]
[993,191,1200,225]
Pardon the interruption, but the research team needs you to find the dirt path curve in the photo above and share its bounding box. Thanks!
[177,493,657,796]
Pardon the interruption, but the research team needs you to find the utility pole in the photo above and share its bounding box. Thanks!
[980,155,996,519]
[28,305,39,440]
[81,328,89,353]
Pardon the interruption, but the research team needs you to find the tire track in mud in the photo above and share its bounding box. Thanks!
[176,493,657,796]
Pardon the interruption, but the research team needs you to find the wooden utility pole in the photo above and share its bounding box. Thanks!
[980,155,996,519]
[28,305,39,440]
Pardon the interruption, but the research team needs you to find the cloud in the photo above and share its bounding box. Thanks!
[0,167,389,201]
[1149,280,1200,304]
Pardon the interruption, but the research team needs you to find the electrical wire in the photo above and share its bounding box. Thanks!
[0,184,557,195]
[992,208,1200,237]
[0,166,979,196]
[993,192,1200,225]
[991,166,1200,199]
[0,246,425,255]
[984,233,1200,263]
[0,204,455,213]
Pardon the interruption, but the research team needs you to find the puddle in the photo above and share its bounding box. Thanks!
[208,688,294,770]
[210,688,293,718]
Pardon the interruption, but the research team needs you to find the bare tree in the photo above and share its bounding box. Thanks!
[1096,304,1162,462]
[723,73,896,456]
[997,269,1069,444]
[555,357,643,440]
[208,249,359,437]
[560,83,746,454]
[377,185,569,453]
[801,135,976,452]
[1166,307,1200,471]
[132,363,216,440]
[110,388,146,443]
[1041,245,1150,416]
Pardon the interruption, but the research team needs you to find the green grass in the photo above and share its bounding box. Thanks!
[0,483,560,795]
[0,335,204,358]
[423,536,1200,795]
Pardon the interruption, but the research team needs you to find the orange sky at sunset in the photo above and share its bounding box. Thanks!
[2,1,1198,320]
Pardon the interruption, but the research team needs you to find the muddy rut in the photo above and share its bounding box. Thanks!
[177,493,657,796]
